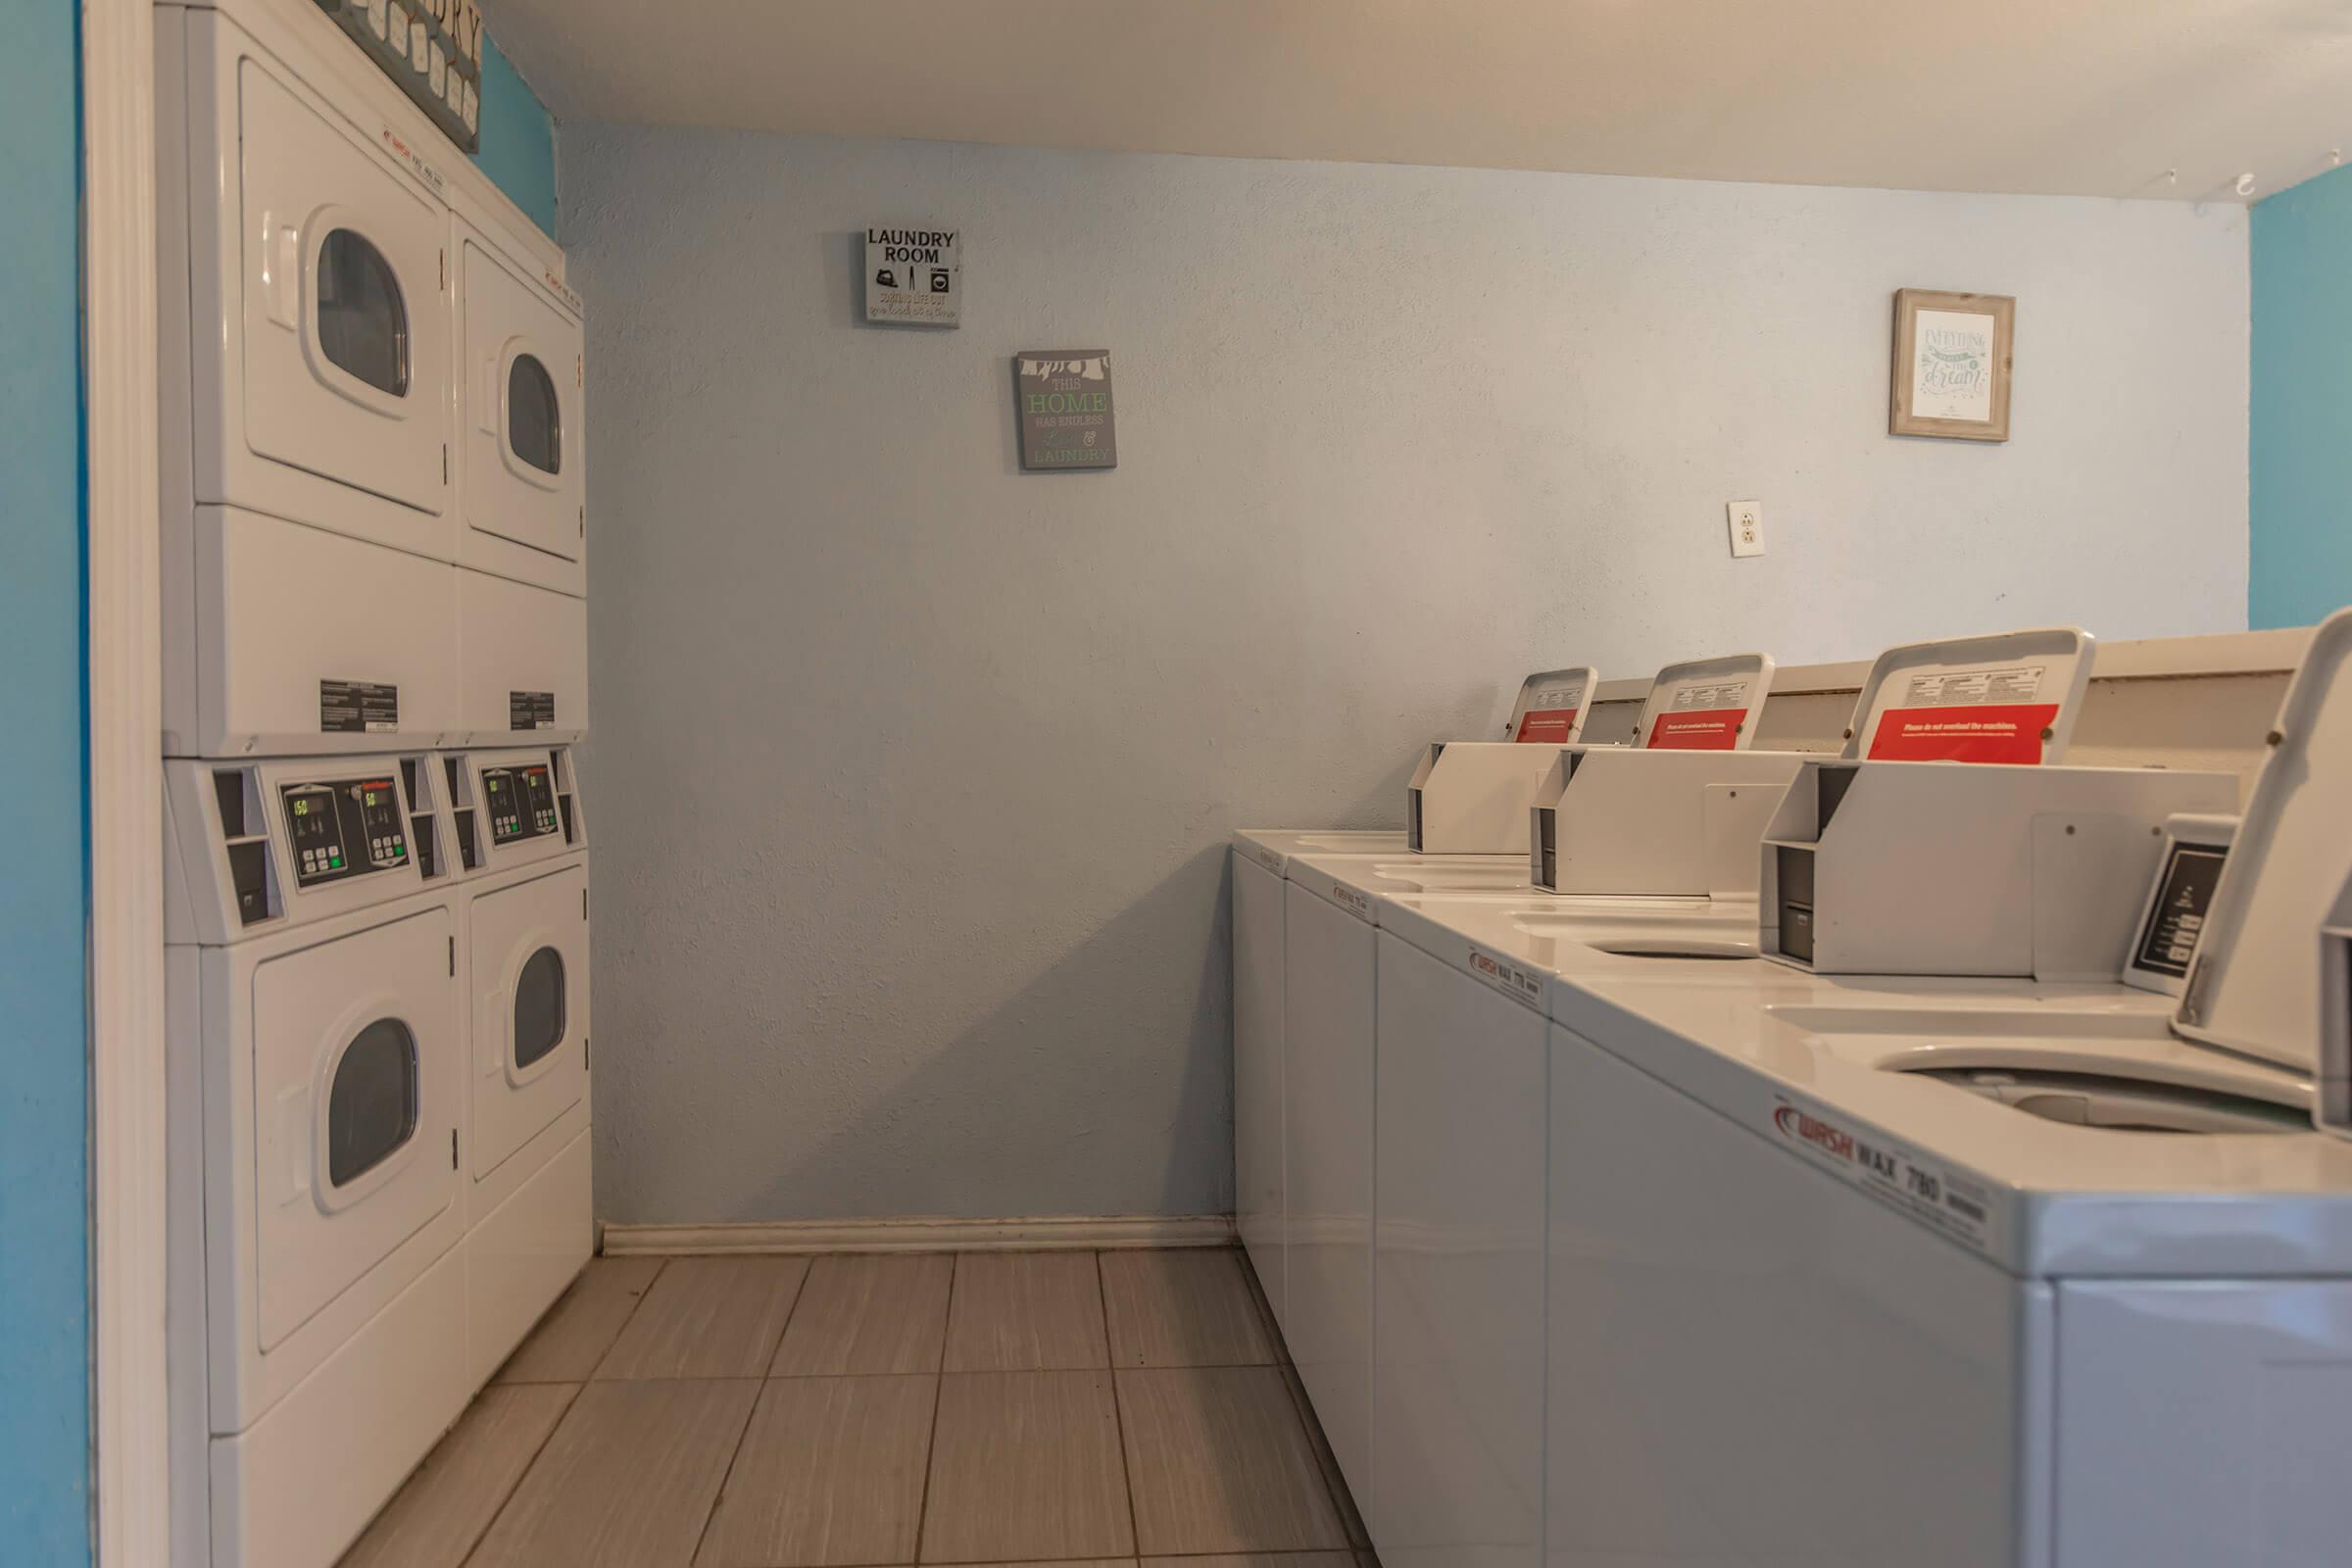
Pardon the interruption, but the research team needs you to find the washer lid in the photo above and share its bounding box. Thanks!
[2178,608,2352,1074]
[1842,626,2094,764]
[1503,665,1601,747]
[1634,653,1774,752]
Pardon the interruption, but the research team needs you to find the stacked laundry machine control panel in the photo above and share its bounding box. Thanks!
[156,3,595,1565]
[441,745,589,876]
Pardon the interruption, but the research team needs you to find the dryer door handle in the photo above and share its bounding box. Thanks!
[274,1084,312,1206]
[479,351,503,435]
[478,983,507,1077]
[261,215,302,331]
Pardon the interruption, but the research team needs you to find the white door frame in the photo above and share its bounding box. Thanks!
[83,0,171,1562]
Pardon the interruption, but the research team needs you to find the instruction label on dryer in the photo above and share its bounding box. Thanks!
[320,679,399,734]
[1765,1090,2000,1258]
[510,691,557,731]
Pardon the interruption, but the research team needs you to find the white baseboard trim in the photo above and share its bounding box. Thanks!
[602,1213,1238,1256]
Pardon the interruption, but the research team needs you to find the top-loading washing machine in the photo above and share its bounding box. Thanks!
[1231,663,1607,1322]
[1353,629,2105,1568]
[159,0,461,756]
[450,181,591,746]
[440,742,595,1385]
[1270,847,1719,1503]
[165,749,473,1568]
[1405,664,1608,854]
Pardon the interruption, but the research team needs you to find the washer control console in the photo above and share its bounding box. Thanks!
[280,775,409,889]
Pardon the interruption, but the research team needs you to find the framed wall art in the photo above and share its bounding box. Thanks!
[1890,288,2014,442]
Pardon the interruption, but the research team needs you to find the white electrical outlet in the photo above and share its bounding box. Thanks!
[1727,500,1766,558]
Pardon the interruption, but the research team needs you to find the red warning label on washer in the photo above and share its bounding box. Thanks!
[1646,709,1746,750]
[1867,702,2060,763]
[1516,708,1581,744]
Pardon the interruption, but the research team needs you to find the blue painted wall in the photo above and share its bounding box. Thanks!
[0,1,92,1563]
[473,34,558,239]
[2250,163,2352,629]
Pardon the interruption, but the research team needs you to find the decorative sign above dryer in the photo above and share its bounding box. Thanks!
[1016,352,1117,470]
[314,0,485,153]
[866,226,961,324]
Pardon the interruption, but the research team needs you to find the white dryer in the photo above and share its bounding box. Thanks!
[166,752,472,1568]
[159,0,459,755]
[450,184,590,746]
[454,196,587,600]
[441,744,594,1386]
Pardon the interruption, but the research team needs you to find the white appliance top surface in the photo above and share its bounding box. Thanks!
[1289,850,1613,924]
[1231,827,1412,875]
[1377,890,1763,997]
[1555,965,2352,1278]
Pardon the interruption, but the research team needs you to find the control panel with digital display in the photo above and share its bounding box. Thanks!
[281,777,409,889]
[483,763,562,845]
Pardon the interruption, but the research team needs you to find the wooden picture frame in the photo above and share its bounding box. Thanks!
[1890,288,2014,442]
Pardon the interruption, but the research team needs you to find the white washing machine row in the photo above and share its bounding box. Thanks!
[1229,827,1519,1329]
[159,0,588,760]
[1537,615,2352,1567]
[1337,618,2351,1568]
[1243,630,2122,1565]
[165,743,591,1568]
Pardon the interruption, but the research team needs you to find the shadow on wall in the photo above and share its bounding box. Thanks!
[730,843,1240,1222]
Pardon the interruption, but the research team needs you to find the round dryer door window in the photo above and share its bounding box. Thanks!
[317,229,411,398]
[513,947,567,1069]
[508,354,562,475]
[328,1018,420,1187]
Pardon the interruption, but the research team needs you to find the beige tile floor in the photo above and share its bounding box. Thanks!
[338,1247,1371,1568]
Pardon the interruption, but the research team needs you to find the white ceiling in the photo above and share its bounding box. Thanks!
[491,0,2352,203]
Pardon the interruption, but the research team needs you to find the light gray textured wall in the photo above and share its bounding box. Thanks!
[563,125,2249,1224]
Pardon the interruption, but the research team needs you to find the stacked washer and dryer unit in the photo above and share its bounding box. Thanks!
[157,1,592,1562]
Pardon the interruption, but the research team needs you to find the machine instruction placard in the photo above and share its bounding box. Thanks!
[510,691,557,731]
[1515,676,1589,744]
[865,226,960,324]
[320,679,399,735]
[1646,680,1750,751]
[1765,1089,2000,1258]
[1871,665,2056,763]
[1016,352,1117,470]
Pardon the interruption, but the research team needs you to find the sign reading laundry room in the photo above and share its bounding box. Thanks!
[1016,352,1117,470]
[865,225,961,324]
[314,0,485,152]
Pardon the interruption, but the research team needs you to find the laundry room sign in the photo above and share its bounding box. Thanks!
[865,226,961,324]
[1015,352,1117,470]
[314,0,485,153]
